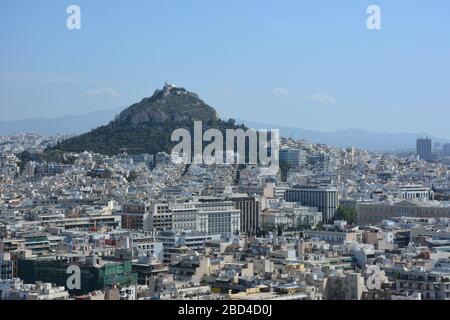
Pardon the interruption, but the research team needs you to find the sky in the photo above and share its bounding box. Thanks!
[1,0,450,138]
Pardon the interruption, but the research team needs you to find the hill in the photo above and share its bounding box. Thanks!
[49,83,245,156]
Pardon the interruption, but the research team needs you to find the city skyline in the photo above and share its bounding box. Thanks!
[3,1,450,305]
[2,83,450,151]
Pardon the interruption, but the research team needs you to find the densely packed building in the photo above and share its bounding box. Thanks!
[1,134,450,300]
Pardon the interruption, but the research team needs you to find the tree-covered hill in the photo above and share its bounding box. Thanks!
[49,83,246,156]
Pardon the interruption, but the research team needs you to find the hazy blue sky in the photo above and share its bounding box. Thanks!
[1,0,450,137]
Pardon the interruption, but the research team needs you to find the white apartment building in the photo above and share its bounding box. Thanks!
[153,201,241,237]
[397,185,434,201]
[195,201,241,237]
[0,279,70,300]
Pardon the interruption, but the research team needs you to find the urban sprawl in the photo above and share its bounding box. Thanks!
[2,134,450,300]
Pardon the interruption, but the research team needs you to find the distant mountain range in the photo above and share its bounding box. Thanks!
[234,119,449,151]
[1,90,448,151]
[0,108,122,136]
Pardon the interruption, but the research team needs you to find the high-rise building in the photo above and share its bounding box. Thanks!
[285,185,339,222]
[151,203,173,231]
[228,195,260,235]
[443,143,450,156]
[417,138,432,162]
[0,253,14,280]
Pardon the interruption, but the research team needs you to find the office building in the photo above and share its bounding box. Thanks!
[398,185,434,201]
[357,200,450,225]
[417,138,432,162]
[279,148,306,168]
[17,255,138,295]
[153,200,240,237]
[116,202,152,231]
[285,185,340,222]
[443,143,450,156]
[0,253,14,280]
[228,195,260,235]
[195,201,241,237]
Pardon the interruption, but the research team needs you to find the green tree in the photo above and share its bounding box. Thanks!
[334,206,357,225]
[127,171,139,182]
